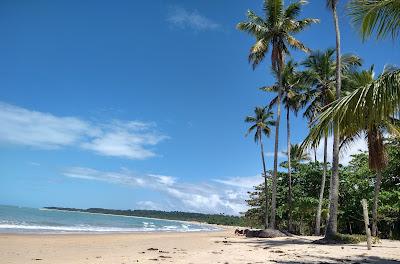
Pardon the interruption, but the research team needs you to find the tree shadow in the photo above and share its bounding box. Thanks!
[225,237,400,264]
[274,255,400,264]
[227,236,317,249]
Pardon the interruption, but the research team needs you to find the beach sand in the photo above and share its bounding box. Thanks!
[1,228,400,264]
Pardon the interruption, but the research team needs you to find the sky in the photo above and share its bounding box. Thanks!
[0,0,398,215]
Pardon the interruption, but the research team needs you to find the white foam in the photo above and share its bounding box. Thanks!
[0,223,216,233]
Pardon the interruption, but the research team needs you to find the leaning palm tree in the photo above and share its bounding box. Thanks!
[245,107,276,229]
[325,0,343,239]
[302,67,400,238]
[237,0,318,228]
[262,60,306,231]
[301,49,362,236]
[341,66,400,236]
[348,0,400,41]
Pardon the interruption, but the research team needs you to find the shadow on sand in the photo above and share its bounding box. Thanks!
[226,237,400,264]
[273,255,400,264]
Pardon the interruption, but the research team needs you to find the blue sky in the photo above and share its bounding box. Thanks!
[0,0,398,215]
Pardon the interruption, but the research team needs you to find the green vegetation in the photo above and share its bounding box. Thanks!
[238,0,400,243]
[349,0,400,40]
[245,106,275,229]
[44,207,246,226]
[243,139,400,239]
[237,0,318,230]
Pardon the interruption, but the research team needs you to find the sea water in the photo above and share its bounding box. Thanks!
[0,205,218,233]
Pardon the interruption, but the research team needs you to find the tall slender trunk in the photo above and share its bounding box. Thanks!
[372,170,382,236]
[326,4,342,239]
[270,68,282,229]
[315,135,328,236]
[287,105,293,232]
[313,147,317,163]
[259,132,269,229]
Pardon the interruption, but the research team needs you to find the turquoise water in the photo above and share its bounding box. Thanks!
[0,205,218,233]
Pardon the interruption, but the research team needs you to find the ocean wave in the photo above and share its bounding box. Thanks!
[0,223,215,233]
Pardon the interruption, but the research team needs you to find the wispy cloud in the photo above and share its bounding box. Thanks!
[167,6,220,31]
[136,201,163,211]
[265,151,286,158]
[63,166,260,215]
[0,102,167,159]
[213,175,262,189]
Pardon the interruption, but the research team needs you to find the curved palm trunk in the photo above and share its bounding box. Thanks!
[315,135,328,236]
[372,170,382,237]
[287,105,293,232]
[270,71,282,230]
[259,132,269,229]
[326,3,342,239]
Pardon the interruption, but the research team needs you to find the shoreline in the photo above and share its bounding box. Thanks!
[0,226,227,236]
[40,207,218,226]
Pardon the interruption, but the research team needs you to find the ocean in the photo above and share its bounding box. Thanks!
[0,205,218,233]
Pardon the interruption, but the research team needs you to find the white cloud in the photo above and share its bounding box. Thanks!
[63,166,260,215]
[213,175,263,188]
[0,102,91,148]
[307,135,368,165]
[265,151,286,158]
[0,102,167,160]
[136,201,163,211]
[167,6,220,31]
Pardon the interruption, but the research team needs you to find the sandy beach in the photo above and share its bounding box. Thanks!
[1,228,399,264]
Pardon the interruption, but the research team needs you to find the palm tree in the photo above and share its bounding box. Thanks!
[237,0,318,229]
[348,0,400,40]
[245,106,276,229]
[325,0,342,239]
[341,66,400,236]
[301,68,400,237]
[288,144,311,162]
[301,49,362,236]
[262,60,306,231]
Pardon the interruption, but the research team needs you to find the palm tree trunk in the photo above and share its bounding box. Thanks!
[270,69,282,230]
[326,3,342,239]
[259,132,269,229]
[287,105,293,232]
[315,135,328,236]
[372,170,382,237]
[313,147,317,163]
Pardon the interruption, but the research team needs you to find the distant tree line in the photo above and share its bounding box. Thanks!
[44,207,246,226]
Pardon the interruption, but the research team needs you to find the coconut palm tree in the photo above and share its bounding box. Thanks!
[237,1,318,228]
[287,144,311,162]
[325,0,342,239]
[348,0,400,41]
[341,66,400,236]
[301,67,400,237]
[245,106,276,229]
[301,49,362,236]
[262,60,306,231]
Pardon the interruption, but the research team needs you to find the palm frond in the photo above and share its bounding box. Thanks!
[348,0,400,40]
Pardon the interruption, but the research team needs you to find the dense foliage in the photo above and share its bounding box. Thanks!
[44,207,246,226]
[243,139,400,239]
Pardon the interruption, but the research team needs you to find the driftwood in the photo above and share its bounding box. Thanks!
[237,228,291,238]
